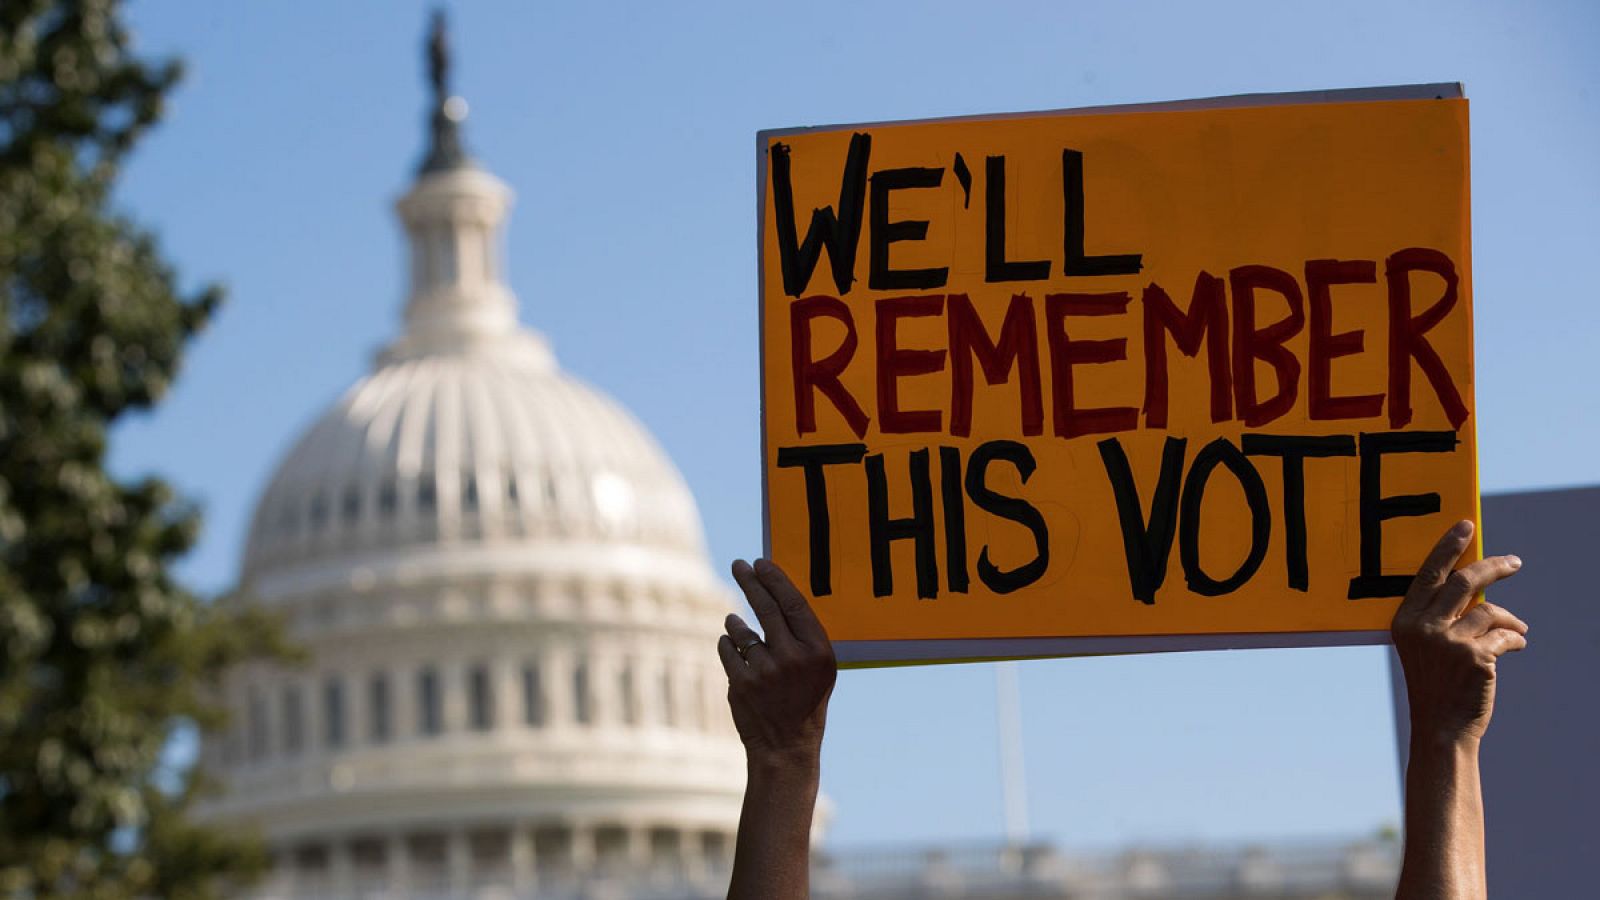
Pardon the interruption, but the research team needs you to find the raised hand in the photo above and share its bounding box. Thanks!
[1392,519,1528,900]
[1391,519,1527,744]
[719,558,837,767]
[719,558,837,900]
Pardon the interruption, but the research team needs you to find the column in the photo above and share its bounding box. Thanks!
[386,832,411,900]
[304,670,327,757]
[345,664,366,752]
[442,654,467,735]
[670,659,692,733]
[495,654,521,734]
[592,649,619,730]
[392,659,417,742]
[627,822,652,874]
[273,850,298,900]
[678,826,707,887]
[545,648,572,730]
[570,822,596,876]
[329,839,353,900]
[509,825,535,895]
[448,828,472,898]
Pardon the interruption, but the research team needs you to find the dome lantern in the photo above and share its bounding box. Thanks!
[381,10,550,366]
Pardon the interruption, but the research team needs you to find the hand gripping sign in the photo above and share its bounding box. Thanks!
[758,84,1477,666]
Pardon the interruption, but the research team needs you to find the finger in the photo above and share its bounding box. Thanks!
[731,559,794,649]
[716,635,752,683]
[1401,520,1474,620]
[1431,555,1523,619]
[1454,601,1529,637]
[1480,627,1528,658]
[724,613,775,671]
[753,558,832,648]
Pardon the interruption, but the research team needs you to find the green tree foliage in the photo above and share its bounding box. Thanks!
[0,2,285,896]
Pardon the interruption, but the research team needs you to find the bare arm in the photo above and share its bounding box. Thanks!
[1392,520,1528,900]
[718,558,837,900]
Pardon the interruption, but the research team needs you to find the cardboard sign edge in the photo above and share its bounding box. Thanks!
[834,630,1392,668]
[755,82,1463,143]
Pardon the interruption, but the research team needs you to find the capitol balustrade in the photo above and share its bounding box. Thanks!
[811,837,1402,899]
[250,821,736,900]
[250,835,1400,900]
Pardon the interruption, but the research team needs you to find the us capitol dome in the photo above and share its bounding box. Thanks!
[200,16,746,899]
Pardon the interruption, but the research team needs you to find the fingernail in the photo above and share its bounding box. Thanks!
[731,559,750,575]
[1507,555,1522,570]
[1451,519,1474,538]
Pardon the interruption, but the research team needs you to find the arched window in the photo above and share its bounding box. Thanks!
[468,663,494,731]
[368,673,391,743]
[282,685,304,755]
[323,677,345,749]
[418,667,442,736]
[572,660,592,726]
[378,479,398,517]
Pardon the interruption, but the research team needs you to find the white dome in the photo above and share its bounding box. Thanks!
[202,62,748,898]
[241,346,707,590]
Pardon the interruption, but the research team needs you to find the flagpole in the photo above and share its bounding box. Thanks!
[995,660,1030,845]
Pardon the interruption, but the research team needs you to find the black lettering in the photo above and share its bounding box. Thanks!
[940,446,970,594]
[769,134,871,297]
[776,443,867,596]
[1061,148,1142,277]
[965,440,1050,594]
[1242,434,1357,591]
[866,449,939,598]
[1098,436,1186,604]
[1347,430,1459,599]
[1179,438,1271,596]
[869,167,948,290]
[985,155,1050,282]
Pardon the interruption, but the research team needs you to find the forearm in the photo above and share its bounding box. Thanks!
[1396,733,1485,900]
[727,754,820,900]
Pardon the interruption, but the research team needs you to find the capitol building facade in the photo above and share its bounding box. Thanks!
[199,19,1401,900]
[199,20,747,899]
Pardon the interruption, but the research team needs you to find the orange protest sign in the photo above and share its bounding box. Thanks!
[757,85,1477,666]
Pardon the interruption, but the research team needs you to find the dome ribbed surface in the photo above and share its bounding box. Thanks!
[243,350,705,581]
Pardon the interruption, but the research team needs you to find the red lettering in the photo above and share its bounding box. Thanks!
[1386,248,1468,430]
[947,293,1043,437]
[1045,292,1139,439]
[875,294,947,433]
[791,295,869,437]
[1142,273,1231,428]
[1230,265,1305,427]
[1305,259,1383,420]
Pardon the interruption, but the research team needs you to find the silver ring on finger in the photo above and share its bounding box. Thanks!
[736,637,764,660]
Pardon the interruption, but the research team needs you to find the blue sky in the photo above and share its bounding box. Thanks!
[112,0,1597,848]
